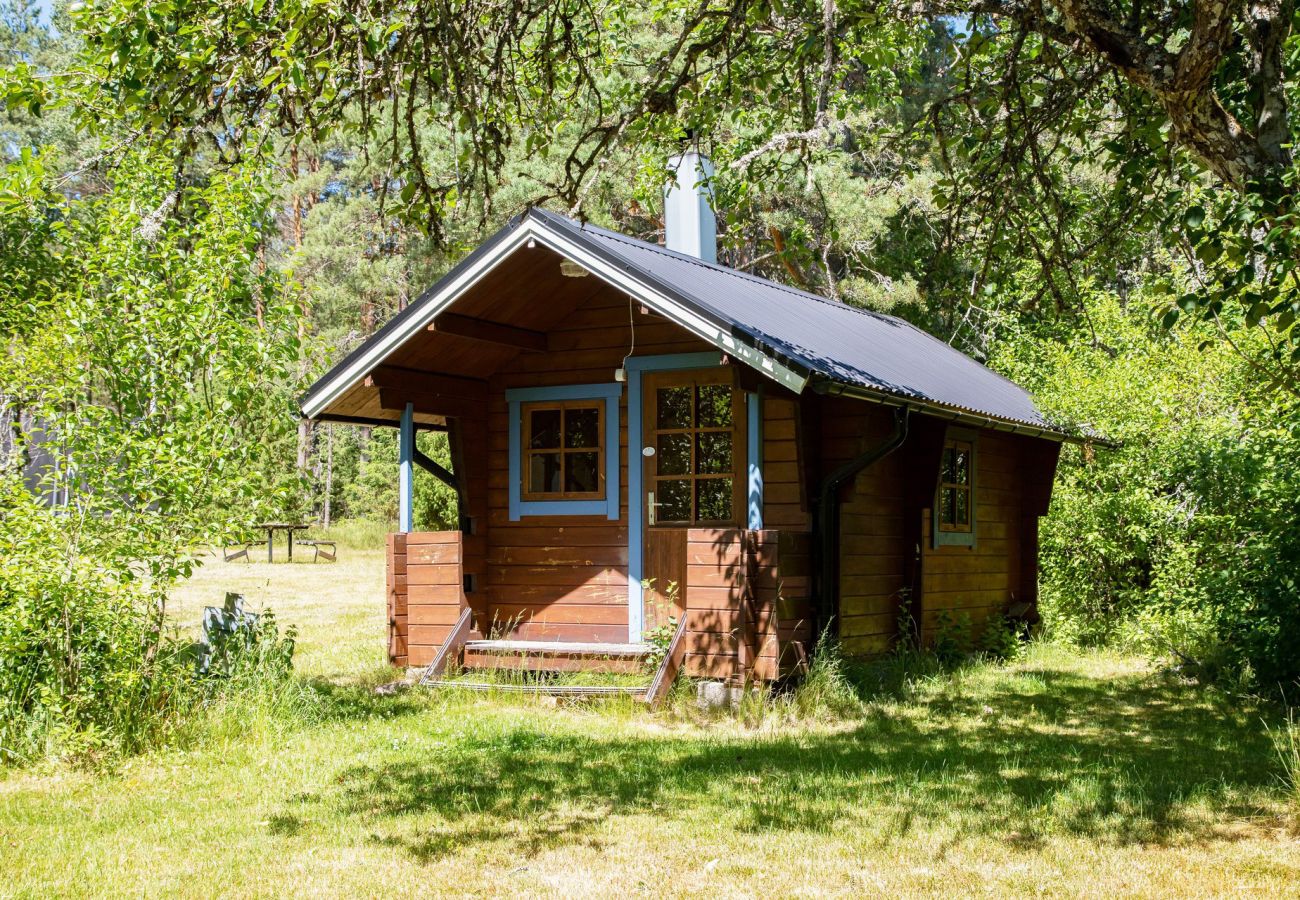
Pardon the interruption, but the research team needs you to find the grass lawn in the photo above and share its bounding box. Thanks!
[2,537,1298,897]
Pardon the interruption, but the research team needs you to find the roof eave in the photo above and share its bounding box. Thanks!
[811,378,1117,447]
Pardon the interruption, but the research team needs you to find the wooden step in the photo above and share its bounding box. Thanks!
[461,639,651,674]
[424,680,649,697]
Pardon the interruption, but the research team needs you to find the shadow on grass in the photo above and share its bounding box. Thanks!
[306,663,1282,863]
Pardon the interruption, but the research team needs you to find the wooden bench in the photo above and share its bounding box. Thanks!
[222,541,260,563]
[295,539,337,562]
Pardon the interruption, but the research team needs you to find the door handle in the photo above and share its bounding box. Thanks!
[648,491,656,526]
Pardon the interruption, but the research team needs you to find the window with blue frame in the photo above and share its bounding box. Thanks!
[506,383,621,521]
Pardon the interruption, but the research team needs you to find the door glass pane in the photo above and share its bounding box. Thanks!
[696,385,732,428]
[656,387,692,429]
[529,452,562,493]
[696,478,732,521]
[566,452,600,493]
[657,433,691,476]
[529,409,561,449]
[695,431,732,474]
[657,479,691,522]
[565,407,600,449]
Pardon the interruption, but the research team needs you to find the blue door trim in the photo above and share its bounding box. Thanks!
[398,402,414,533]
[505,382,622,522]
[747,390,763,530]
[627,352,725,642]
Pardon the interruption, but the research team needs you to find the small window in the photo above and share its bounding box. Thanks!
[505,382,620,521]
[934,431,977,548]
[938,440,973,532]
[521,401,605,501]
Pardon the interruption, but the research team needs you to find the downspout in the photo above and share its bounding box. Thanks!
[813,406,910,637]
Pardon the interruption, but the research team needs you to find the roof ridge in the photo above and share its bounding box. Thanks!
[529,207,919,329]
[529,207,1041,411]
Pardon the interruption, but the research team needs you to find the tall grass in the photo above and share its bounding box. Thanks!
[1267,706,1300,825]
[315,519,393,553]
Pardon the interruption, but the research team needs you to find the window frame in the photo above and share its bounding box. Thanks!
[519,400,606,502]
[505,382,621,521]
[933,427,978,548]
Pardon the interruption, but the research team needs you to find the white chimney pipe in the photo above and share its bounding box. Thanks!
[664,150,716,263]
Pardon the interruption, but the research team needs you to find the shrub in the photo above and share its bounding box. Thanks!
[993,291,1300,694]
[978,613,1023,661]
[0,151,301,764]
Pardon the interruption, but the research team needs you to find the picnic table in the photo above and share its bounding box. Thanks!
[258,522,311,562]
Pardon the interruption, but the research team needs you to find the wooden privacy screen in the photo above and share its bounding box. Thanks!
[386,533,408,666]
[388,531,474,667]
[681,529,813,682]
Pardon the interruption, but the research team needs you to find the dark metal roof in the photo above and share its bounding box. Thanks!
[529,209,1062,435]
[304,206,1084,442]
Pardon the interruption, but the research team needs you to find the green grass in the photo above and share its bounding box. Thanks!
[3,545,1299,897]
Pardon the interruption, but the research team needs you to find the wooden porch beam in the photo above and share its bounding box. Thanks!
[366,365,489,401]
[377,388,482,420]
[312,411,448,431]
[413,446,458,492]
[427,313,547,352]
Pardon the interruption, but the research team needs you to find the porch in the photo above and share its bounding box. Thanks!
[386,528,813,695]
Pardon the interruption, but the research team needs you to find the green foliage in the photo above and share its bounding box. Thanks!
[995,291,1300,694]
[930,610,973,666]
[0,485,185,762]
[640,615,678,674]
[0,148,61,336]
[341,428,457,529]
[0,148,302,762]
[977,613,1023,662]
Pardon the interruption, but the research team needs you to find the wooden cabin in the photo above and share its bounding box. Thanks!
[301,153,1078,697]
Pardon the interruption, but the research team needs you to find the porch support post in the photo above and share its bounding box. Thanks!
[747,390,763,530]
[399,402,414,533]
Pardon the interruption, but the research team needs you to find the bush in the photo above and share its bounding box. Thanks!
[993,291,1300,694]
[0,488,306,765]
[0,151,303,764]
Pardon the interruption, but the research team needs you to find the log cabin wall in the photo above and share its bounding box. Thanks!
[484,287,716,643]
[816,399,1057,657]
[818,398,911,657]
[386,533,408,666]
[759,393,810,532]
[451,417,491,639]
[919,430,1025,642]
